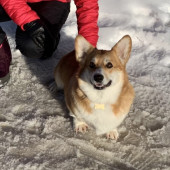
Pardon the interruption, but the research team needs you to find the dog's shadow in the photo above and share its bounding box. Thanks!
[24,32,74,123]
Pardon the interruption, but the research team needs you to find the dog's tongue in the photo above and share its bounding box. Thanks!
[95,83,104,87]
[93,80,112,90]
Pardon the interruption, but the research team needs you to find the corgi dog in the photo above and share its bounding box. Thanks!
[54,35,135,140]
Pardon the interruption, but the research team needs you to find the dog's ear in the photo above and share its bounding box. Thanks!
[75,35,94,64]
[112,35,132,65]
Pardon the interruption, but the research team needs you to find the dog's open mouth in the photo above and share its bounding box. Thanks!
[92,80,112,90]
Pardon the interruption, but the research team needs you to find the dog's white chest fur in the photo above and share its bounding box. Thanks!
[78,104,125,135]
[75,73,126,135]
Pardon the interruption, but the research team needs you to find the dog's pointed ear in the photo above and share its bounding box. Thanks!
[112,35,132,65]
[75,35,94,63]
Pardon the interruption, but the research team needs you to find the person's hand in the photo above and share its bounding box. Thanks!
[24,19,57,58]
[24,19,46,48]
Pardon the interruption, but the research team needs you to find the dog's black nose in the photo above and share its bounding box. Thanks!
[94,74,104,83]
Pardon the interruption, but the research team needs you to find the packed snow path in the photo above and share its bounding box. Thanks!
[0,0,170,169]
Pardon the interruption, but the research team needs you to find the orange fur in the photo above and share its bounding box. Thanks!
[54,35,135,138]
[54,50,93,114]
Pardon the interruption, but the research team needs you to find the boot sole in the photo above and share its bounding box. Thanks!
[0,73,10,88]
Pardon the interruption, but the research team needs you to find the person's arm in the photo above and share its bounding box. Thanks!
[0,0,51,49]
[74,0,99,47]
[0,0,40,30]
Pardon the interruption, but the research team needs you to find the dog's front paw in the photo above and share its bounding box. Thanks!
[75,122,88,134]
[106,129,119,140]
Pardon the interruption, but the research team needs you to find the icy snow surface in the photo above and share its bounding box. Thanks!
[0,0,170,169]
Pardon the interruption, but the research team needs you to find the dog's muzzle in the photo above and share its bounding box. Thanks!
[94,74,104,83]
[93,80,112,90]
[92,74,112,90]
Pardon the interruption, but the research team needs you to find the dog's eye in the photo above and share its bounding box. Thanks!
[89,62,96,69]
[106,62,113,68]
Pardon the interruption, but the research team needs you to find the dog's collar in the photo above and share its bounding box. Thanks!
[95,103,105,110]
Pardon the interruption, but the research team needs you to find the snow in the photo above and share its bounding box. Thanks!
[0,0,170,169]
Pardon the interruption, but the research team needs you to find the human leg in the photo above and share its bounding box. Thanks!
[0,5,12,87]
[0,5,11,22]
[16,1,70,59]
[0,27,12,87]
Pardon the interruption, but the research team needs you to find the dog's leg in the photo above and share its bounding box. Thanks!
[75,121,89,134]
[54,68,64,90]
[72,116,89,134]
[106,129,119,140]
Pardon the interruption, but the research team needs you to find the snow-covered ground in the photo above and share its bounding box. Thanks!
[0,0,170,169]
